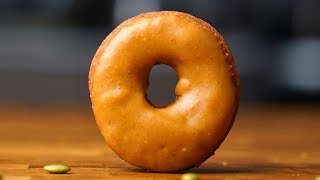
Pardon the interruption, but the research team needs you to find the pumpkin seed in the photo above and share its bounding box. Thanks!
[181,173,198,180]
[43,164,71,174]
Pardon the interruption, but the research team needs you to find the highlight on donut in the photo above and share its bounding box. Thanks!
[89,11,240,172]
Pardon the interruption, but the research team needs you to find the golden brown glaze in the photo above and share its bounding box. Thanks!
[89,11,240,172]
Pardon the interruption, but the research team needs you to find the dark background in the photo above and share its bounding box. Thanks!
[1,0,319,106]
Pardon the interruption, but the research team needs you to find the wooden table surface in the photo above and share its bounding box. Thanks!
[0,103,319,180]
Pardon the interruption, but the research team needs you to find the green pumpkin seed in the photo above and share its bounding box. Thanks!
[181,173,198,180]
[43,164,71,174]
[315,176,320,180]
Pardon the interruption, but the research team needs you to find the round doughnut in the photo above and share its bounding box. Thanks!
[89,11,240,172]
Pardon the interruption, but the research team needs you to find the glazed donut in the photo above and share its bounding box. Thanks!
[89,11,240,172]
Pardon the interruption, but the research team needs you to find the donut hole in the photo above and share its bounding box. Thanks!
[147,64,178,108]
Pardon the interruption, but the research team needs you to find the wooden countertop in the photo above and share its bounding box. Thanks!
[0,104,319,179]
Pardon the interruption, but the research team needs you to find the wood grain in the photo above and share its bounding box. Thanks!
[0,103,319,179]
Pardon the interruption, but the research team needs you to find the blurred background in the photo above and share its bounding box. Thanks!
[0,0,319,106]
